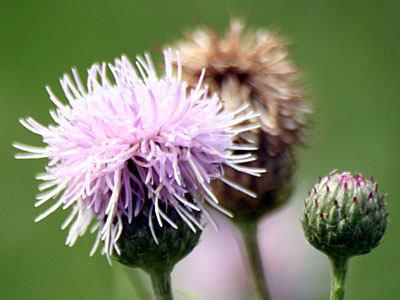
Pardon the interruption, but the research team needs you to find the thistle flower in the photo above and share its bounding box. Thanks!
[302,171,388,259]
[170,19,310,220]
[14,50,263,262]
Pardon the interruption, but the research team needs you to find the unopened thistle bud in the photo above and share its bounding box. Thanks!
[170,19,311,220]
[302,171,388,259]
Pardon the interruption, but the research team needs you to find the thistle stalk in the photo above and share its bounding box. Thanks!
[329,257,348,300]
[150,270,174,300]
[236,219,270,300]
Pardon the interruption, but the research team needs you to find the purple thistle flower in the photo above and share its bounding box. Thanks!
[14,50,264,261]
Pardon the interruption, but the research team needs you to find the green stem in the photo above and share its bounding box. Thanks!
[150,270,174,300]
[236,220,270,300]
[329,257,348,300]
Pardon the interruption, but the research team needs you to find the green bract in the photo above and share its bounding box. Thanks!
[114,205,201,273]
[302,171,388,259]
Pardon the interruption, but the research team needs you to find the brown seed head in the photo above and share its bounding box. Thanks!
[172,18,310,155]
[170,19,311,221]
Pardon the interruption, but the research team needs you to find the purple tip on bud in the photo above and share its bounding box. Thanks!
[313,187,317,194]
[326,186,330,193]
[370,176,374,183]
[343,214,347,220]
[318,176,322,183]
[320,213,324,219]
[353,197,358,203]
[314,199,318,206]
[334,200,339,207]
[375,183,379,192]
[369,192,373,199]
[365,209,370,216]
[344,182,348,190]
[355,173,367,184]
[307,191,311,196]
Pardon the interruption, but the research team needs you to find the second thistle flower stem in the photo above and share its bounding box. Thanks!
[329,257,348,300]
[150,270,174,300]
[237,220,270,300]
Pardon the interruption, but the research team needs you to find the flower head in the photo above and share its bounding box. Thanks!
[171,18,310,156]
[170,19,310,220]
[14,50,263,261]
[302,171,388,259]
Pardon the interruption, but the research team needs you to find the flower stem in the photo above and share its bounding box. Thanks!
[150,270,174,300]
[329,257,348,300]
[236,220,270,300]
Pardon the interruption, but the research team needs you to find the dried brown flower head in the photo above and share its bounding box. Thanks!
[170,19,311,221]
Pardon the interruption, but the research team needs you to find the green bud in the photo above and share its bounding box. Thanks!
[114,205,201,273]
[302,171,388,259]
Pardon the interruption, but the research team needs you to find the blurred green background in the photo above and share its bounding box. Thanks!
[1,1,399,299]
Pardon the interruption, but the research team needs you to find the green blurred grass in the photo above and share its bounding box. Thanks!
[1,1,399,299]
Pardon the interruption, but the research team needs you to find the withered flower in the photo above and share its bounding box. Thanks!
[170,19,311,221]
